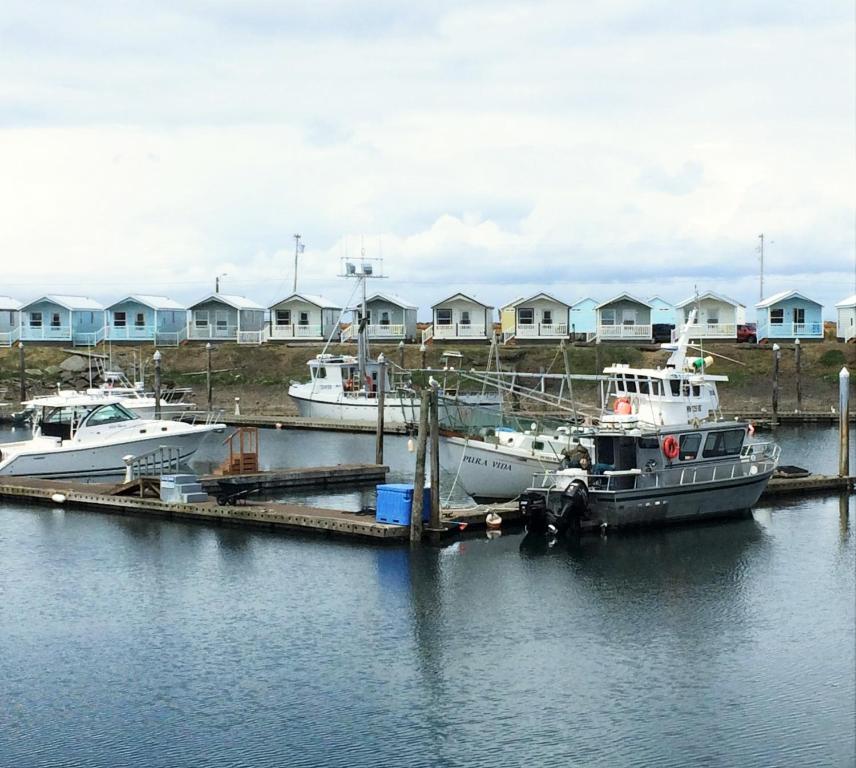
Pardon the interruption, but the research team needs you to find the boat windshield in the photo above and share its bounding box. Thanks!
[84,403,138,426]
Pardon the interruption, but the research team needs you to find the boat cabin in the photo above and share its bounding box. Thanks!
[106,295,187,345]
[20,295,106,346]
[674,292,745,340]
[755,290,823,341]
[306,354,393,396]
[0,296,22,346]
[187,294,266,344]
[34,397,141,442]
[268,293,342,342]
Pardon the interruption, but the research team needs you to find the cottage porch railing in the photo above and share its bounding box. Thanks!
[268,323,323,339]
[155,326,188,347]
[432,323,488,340]
[72,327,106,347]
[237,330,265,345]
[341,323,405,341]
[757,321,823,339]
[674,322,737,341]
[20,325,72,341]
[0,327,20,347]
[188,323,239,341]
[596,323,652,340]
[516,323,569,338]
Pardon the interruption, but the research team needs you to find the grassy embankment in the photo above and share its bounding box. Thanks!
[0,340,852,416]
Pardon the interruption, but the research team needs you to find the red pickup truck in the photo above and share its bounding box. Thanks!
[736,323,757,343]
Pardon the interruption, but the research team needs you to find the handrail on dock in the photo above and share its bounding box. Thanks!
[126,444,182,480]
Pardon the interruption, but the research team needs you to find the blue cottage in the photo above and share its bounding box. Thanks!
[756,290,824,341]
[106,295,187,346]
[569,297,599,340]
[20,295,106,346]
[0,296,22,346]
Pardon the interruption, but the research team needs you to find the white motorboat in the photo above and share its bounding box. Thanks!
[0,393,224,478]
[91,369,195,419]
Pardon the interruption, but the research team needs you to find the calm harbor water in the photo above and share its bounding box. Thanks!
[0,425,854,767]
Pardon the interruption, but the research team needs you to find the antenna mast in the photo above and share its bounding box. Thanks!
[758,233,764,302]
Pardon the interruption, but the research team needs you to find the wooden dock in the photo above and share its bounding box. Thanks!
[198,463,388,492]
[0,472,851,543]
[223,415,409,434]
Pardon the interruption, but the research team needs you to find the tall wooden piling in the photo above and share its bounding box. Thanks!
[429,387,441,532]
[771,343,780,427]
[595,339,601,377]
[794,338,802,412]
[410,389,430,542]
[18,341,26,403]
[420,343,427,370]
[153,350,162,420]
[375,357,386,465]
[206,342,213,413]
[839,367,850,478]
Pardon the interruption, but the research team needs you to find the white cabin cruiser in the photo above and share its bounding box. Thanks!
[92,370,194,419]
[0,393,224,478]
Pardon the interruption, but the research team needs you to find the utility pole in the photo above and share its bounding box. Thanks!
[758,234,765,302]
[293,234,303,293]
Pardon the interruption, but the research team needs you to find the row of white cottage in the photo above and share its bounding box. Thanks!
[0,289,847,347]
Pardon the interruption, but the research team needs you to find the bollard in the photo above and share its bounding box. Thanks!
[153,350,162,420]
[206,342,213,414]
[123,454,135,483]
[429,384,441,533]
[771,344,780,427]
[234,397,241,417]
[375,356,386,465]
[839,367,850,478]
[410,389,430,542]
[18,341,25,403]
[794,338,801,412]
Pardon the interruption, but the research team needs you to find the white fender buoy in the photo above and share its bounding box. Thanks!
[407,437,415,453]
[51,493,66,504]
[485,511,502,529]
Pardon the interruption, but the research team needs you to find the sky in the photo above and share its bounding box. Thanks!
[0,0,854,320]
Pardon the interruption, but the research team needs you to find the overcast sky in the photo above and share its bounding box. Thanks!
[1,1,854,319]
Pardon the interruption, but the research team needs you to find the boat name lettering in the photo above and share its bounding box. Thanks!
[462,455,512,472]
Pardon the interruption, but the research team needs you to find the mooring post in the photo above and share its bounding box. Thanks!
[420,342,427,371]
[771,343,780,427]
[206,342,213,414]
[410,389,430,542]
[375,355,386,465]
[18,341,25,403]
[398,339,405,370]
[839,367,850,478]
[429,384,441,534]
[153,350,162,420]
[595,338,601,376]
[794,338,801,413]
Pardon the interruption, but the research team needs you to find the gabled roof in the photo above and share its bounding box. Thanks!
[364,292,417,310]
[22,294,104,311]
[647,295,673,306]
[595,293,652,310]
[512,292,571,308]
[756,290,822,309]
[189,293,265,311]
[270,293,341,310]
[674,291,744,309]
[108,294,185,311]
[431,292,492,309]
[835,294,856,308]
[0,296,22,310]
[500,296,525,310]
[570,297,599,308]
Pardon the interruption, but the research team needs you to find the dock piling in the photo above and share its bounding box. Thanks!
[153,350,162,420]
[839,367,850,478]
[375,356,386,465]
[410,389,430,542]
[206,342,213,413]
[429,386,441,536]
[398,340,405,369]
[771,343,780,427]
[18,341,25,403]
[794,338,802,412]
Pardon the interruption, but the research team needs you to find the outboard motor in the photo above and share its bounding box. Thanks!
[519,491,550,534]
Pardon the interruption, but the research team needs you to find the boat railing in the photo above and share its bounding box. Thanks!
[179,409,224,426]
[531,442,781,494]
[128,444,182,480]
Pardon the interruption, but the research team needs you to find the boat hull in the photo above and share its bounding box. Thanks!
[0,427,218,478]
[439,436,560,500]
[289,392,420,424]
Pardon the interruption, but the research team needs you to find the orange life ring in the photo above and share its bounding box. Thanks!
[614,396,632,415]
[662,435,679,460]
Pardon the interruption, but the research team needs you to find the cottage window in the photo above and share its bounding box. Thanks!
[770,308,784,325]
[51,313,61,328]
[601,309,616,326]
[793,307,805,325]
[460,310,470,325]
[276,310,291,326]
[436,309,452,326]
[707,310,719,325]
[215,311,229,331]
[380,311,390,326]
[542,309,553,325]
[518,308,534,325]
[194,311,209,329]
[299,312,309,326]
[621,309,637,326]
[114,311,127,327]
[30,312,42,328]
[135,312,145,328]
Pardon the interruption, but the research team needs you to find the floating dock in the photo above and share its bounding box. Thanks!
[0,470,851,542]
[223,415,409,434]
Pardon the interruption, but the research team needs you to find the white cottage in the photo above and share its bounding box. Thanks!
[674,291,746,340]
[502,292,570,342]
[268,293,342,342]
[426,293,494,342]
[836,295,856,342]
[187,294,266,344]
[595,294,653,342]
[342,293,418,342]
